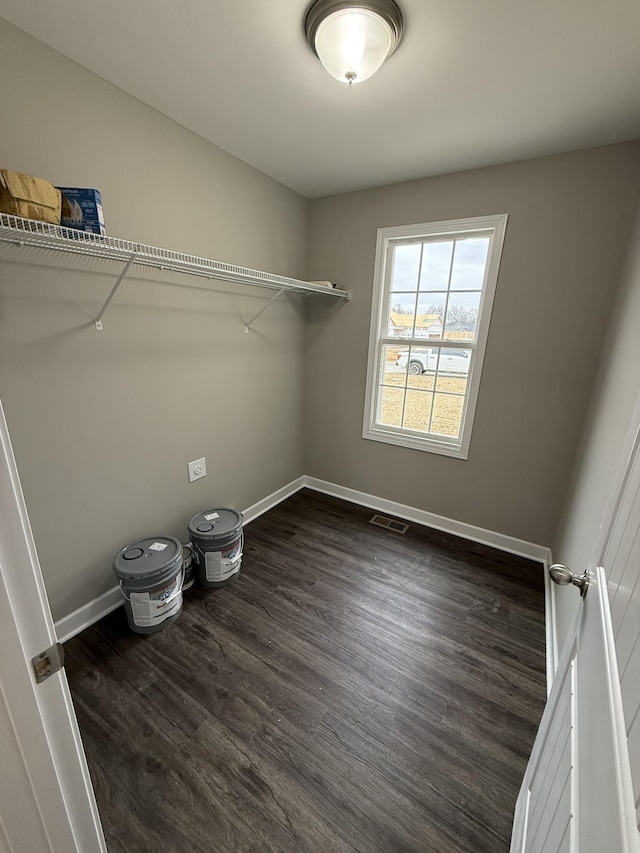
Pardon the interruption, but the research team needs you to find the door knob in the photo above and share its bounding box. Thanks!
[549,563,589,598]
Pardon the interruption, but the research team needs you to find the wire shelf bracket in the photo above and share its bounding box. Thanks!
[244,287,286,333]
[0,213,352,330]
[94,252,137,330]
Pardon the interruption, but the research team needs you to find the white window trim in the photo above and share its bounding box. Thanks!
[363,213,508,459]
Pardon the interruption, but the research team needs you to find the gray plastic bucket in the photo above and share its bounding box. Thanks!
[188,508,244,588]
[113,536,184,634]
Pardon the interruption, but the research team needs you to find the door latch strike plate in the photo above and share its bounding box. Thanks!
[31,642,65,684]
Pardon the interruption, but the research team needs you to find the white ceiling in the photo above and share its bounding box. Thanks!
[1,0,639,198]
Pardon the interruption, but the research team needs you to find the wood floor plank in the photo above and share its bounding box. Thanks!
[65,489,546,852]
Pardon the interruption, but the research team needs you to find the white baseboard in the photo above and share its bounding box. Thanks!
[55,475,307,643]
[304,476,552,563]
[242,475,305,526]
[55,585,123,644]
[56,473,554,650]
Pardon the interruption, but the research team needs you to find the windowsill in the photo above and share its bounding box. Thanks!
[362,424,470,459]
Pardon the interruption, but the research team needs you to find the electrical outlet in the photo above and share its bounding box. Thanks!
[188,457,207,483]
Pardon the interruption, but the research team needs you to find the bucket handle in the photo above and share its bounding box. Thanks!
[193,531,244,567]
[119,565,185,603]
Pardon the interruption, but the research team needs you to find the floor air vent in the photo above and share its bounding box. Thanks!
[369,514,409,534]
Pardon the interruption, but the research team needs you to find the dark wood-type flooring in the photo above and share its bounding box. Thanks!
[65,489,547,853]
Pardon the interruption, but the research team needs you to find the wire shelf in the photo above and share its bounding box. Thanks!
[0,213,350,299]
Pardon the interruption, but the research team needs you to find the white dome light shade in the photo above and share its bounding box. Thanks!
[314,9,394,84]
[305,1,404,86]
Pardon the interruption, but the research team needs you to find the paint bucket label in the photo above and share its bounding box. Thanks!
[204,539,242,583]
[129,573,182,628]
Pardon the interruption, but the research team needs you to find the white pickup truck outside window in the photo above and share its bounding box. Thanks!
[363,214,508,458]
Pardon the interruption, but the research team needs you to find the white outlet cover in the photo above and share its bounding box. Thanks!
[188,457,207,483]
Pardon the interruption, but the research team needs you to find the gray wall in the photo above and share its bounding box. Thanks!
[0,20,308,621]
[553,207,640,649]
[305,143,640,547]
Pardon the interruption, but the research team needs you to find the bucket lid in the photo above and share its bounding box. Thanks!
[188,508,243,539]
[113,536,182,581]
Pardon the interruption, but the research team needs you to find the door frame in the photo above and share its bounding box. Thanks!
[513,385,640,852]
[0,398,106,852]
[512,561,640,852]
[596,388,640,569]
[547,386,640,688]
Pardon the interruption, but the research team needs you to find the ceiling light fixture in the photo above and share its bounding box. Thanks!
[305,0,404,86]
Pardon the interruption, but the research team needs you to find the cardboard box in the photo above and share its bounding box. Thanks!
[58,187,106,235]
[0,170,62,224]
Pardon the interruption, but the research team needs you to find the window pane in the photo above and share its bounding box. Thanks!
[435,372,468,394]
[408,371,436,391]
[416,294,446,340]
[450,237,490,290]
[419,240,453,291]
[380,344,406,387]
[402,390,433,432]
[433,346,472,381]
[390,243,421,291]
[406,347,436,390]
[378,386,404,428]
[388,293,417,337]
[396,345,436,388]
[444,292,481,341]
[431,393,464,438]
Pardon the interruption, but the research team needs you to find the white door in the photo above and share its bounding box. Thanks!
[0,399,106,853]
[511,415,640,852]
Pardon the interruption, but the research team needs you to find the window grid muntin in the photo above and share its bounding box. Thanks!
[374,234,478,440]
[377,233,486,442]
[386,237,484,345]
[375,341,472,439]
[364,214,507,458]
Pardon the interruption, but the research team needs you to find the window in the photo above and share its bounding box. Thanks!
[363,214,507,458]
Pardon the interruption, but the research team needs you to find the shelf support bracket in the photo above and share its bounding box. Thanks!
[94,253,137,330]
[244,287,286,333]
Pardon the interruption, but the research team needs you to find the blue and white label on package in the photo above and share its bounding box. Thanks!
[57,187,106,235]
